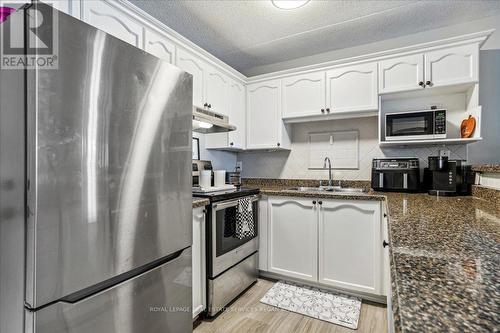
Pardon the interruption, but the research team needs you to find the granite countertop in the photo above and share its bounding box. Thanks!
[246,180,500,332]
[472,164,500,173]
[259,186,385,201]
[384,192,499,332]
[192,197,209,208]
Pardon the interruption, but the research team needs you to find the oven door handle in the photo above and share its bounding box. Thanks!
[213,195,260,211]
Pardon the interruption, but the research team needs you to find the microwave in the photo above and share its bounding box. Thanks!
[385,108,446,141]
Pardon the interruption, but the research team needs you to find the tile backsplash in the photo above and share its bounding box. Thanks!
[237,117,467,180]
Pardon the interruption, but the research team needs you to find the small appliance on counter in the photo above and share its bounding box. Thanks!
[371,158,420,192]
[226,164,242,188]
[423,157,475,196]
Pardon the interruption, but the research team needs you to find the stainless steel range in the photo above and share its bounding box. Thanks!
[192,161,259,317]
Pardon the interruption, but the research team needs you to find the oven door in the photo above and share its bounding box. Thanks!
[209,195,259,277]
[386,111,435,140]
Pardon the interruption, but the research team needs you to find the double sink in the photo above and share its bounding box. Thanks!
[286,186,368,193]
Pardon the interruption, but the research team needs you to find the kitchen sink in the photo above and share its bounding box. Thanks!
[286,186,368,193]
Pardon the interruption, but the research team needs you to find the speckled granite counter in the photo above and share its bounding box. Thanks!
[244,179,500,332]
[192,197,209,208]
[384,192,499,332]
[472,164,500,173]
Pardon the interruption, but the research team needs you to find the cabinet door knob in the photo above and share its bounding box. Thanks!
[326,108,330,113]
[230,142,234,146]
[321,109,325,113]
[418,81,424,87]
[204,102,208,107]
[425,81,431,86]
[208,104,212,108]
[277,142,280,147]
[318,201,322,205]
[383,240,389,248]
[312,200,316,205]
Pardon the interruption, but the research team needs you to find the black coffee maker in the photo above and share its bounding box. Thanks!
[423,156,475,196]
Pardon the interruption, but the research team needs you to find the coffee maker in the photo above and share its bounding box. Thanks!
[423,156,475,196]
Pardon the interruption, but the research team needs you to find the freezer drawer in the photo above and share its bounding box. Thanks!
[27,248,192,333]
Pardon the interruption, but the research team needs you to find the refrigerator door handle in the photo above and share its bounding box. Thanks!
[26,247,188,312]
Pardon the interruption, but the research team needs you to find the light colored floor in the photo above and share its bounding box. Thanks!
[194,278,388,333]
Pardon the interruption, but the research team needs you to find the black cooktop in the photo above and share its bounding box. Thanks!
[193,187,260,203]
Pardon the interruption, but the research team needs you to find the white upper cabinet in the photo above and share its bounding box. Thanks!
[144,29,176,64]
[228,81,246,149]
[247,80,287,149]
[318,200,382,295]
[268,198,318,282]
[326,62,378,113]
[205,76,246,150]
[424,44,478,88]
[282,72,326,119]
[205,65,230,115]
[82,1,143,48]
[176,48,206,108]
[378,54,424,94]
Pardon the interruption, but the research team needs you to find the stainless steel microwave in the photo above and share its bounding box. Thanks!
[385,108,446,141]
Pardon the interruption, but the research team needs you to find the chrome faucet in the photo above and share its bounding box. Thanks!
[323,157,333,187]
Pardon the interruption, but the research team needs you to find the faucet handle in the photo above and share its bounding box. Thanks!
[319,180,323,187]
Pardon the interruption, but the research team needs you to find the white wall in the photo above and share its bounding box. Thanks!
[237,117,467,180]
[193,132,237,171]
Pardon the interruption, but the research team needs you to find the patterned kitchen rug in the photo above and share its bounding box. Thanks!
[260,280,362,329]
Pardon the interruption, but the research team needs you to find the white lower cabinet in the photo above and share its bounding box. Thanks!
[268,198,318,282]
[262,196,384,297]
[318,200,381,295]
[192,207,206,319]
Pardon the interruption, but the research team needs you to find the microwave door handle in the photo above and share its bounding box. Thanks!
[403,173,408,189]
[379,173,384,188]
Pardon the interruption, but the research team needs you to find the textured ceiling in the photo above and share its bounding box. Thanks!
[128,0,500,76]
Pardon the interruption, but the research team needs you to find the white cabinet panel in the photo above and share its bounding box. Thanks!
[228,81,246,149]
[258,198,269,271]
[144,29,176,64]
[326,62,378,113]
[425,44,478,88]
[318,200,381,294]
[205,65,230,116]
[192,207,206,318]
[176,48,206,108]
[282,72,325,119]
[268,198,317,281]
[82,0,142,48]
[378,54,424,94]
[246,80,283,149]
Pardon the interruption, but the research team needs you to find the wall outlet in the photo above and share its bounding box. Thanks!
[439,149,451,158]
[236,161,243,172]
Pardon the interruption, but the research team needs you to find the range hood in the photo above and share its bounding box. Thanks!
[192,107,236,134]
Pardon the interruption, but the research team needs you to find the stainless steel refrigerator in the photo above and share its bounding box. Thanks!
[0,3,193,332]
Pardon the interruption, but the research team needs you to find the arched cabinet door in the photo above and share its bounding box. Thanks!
[144,29,176,64]
[268,198,318,282]
[326,62,378,113]
[246,80,281,149]
[378,54,424,94]
[282,72,326,119]
[176,48,206,109]
[424,44,478,88]
[82,1,143,48]
[318,200,382,295]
